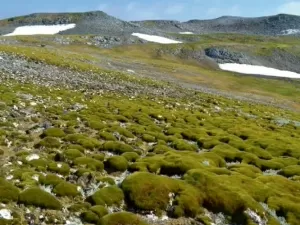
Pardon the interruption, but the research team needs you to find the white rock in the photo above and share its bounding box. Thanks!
[0,56,3,60]
[127,69,135,73]
[30,102,37,106]
[26,154,40,161]
[12,122,19,128]
[57,163,62,168]
[32,175,39,182]
[6,175,13,180]
[0,209,13,220]
[17,161,23,165]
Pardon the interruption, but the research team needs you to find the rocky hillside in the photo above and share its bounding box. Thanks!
[1,11,300,36]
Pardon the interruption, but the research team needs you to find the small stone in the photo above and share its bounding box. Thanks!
[0,209,13,220]
[26,154,40,161]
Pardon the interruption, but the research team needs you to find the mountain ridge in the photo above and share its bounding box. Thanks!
[1,11,300,36]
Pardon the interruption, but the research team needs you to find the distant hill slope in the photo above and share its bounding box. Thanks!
[0,11,150,36]
[1,11,300,36]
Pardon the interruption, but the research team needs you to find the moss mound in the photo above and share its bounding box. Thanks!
[39,174,64,186]
[101,141,135,154]
[63,148,83,160]
[86,186,124,206]
[35,137,61,148]
[43,128,66,138]
[18,188,62,209]
[0,178,19,203]
[98,212,148,225]
[105,156,128,172]
[90,205,108,218]
[74,157,104,171]
[53,181,80,197]
[122,152,140,162]
[81,211,100,224]
[121,172,202,217]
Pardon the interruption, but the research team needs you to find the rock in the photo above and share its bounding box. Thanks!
[0,209,13,220]
[26,154,40,161]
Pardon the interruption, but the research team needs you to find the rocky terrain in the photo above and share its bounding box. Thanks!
[0,10,300,225]
[1,11,300,37]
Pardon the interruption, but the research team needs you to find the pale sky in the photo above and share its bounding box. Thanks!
[1,0,300,21]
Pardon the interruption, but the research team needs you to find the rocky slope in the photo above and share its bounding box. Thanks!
[1,11,300,36]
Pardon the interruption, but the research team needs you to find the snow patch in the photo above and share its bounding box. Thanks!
[219,63,300,79]
[26,154,40,161]
[0,209,13,220]
[281,29,300,35]
[179,32,194,34]
[132,33,182,44]
[3,24,76,36]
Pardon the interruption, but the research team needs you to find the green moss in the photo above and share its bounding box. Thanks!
[48,162,70,176]
[68,202,91,212]
[28,159,48,171]
[99,132,117,141]
[65,134,101,150]
[67,144,85,152]
[101,141,135,154]
[279,165,300,177]
[121,172,202,217]
[122,152,140,162]
[74,157,104,171]
[64,148,83,160]
[86,186,124,206]
[35,137,61,148]
[98,212,148,225]
[105,156,128,172]
[0,178,19,203]
[81,211,100,224]
[53,181,80,197]
[91,153,105,161]
[87,120,106,130]
[39,174,64,186]
[18,188,62,209]
[43,128,66,138]
[150,145,173,154]
[90,205,108,218]
[171,139,197,151]
[142,134,156,142]
[96,177,115,186]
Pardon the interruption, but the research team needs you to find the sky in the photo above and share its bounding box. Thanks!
[1,0,300,21]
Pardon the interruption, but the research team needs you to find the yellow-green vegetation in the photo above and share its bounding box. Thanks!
[1,74,300,224]
[86,186,124,206]
[0,178,19,203]
[105,156,128,172]
[18,188,62,209]
[74,157,104,171]
[53,181,80,197]
[98,212,149,225]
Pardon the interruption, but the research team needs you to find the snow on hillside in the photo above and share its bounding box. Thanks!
[3,24,76,36]
[281,29,300,35]
[219,63,300,79]
[179,32,194,34]
[132,33,182,44]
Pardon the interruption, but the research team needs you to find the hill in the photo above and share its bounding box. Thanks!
[1,11,300,36]
[0,10,300,225]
